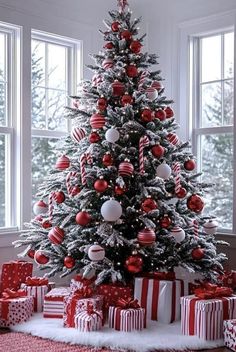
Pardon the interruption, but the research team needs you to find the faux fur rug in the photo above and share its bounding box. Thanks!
[11,314,224,352]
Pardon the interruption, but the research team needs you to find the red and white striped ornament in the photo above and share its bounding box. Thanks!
[139,135,149,175]
[193,220,199,237]
[66,171,79,196]
[151,80,164,91]
[170,226,185,243]
[48,226,65,245]
[48,191,65,222]
[55,155,70,170]
[90,113,106,129]
[167,133,180,146]
[145,87,158,101]
[102,58,114,70]
[92,74,103,87]
[80,152,93,186]
[137,228,156,246]
[88,244,105,261]
[33,200,48,216]
[71,127,86,143]
[118,160,134,177]
[172,162,181,194]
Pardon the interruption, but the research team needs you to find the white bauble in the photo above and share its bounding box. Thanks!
[101,199,122,222]
[146,87,158,101]
[156,163,172,179]
[88,244,105,261]
[203,220,218,235]
[170,226,186,243]
[33,200,48,215]
[105,128,120,143]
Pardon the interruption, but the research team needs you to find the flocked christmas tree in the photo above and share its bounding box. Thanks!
[14,0,228,284]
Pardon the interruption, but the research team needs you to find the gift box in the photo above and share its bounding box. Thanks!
[0,289,34,327]
[70,275,95,292]
[224,319,236,351]
[74,303,103,332]
[43,287,71,318]
[21,277,52,312]
[0,261,33,294]
[181,285,236,340]
[134,272,184,324]
[108,298,145,332]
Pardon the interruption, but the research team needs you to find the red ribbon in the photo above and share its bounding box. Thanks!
[66,287,93,328]
[86,302,102,320]
[25,277,49,286]
[1,289,27,320]
[116,298,140,309]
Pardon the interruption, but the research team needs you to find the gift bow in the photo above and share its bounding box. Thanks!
[116,298,140,309]
[73,286,93,299]
[25,276,49,286]
[2,288,27,300]
[194,283,233,299]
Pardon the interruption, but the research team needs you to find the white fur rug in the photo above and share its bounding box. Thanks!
[11,314,223,351]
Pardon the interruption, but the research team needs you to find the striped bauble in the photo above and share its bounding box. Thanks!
[137,228,156,246]
[71,127,86,143]
[90,113,106,129]
[145,87,158,101]
[118,160,134,177]
[55,155,70,170]
[48,226,65,245]
[167,133,179,146]
[102,58,114,70]
[151,80,164,91]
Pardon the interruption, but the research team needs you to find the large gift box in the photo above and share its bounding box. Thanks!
[0,261,33,294]
[0,289,34,327]
[108,298,145,332]
[43,287,71,318]
[224,319,236,350]
[134,272,184,324]
[70,275,95,292]
[181,285,236,340]
[21,277,53,312]
[74,302,103,332]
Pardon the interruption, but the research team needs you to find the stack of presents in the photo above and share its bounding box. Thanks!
[1,261,236,349]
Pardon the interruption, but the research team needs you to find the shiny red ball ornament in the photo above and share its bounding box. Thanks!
[102,153,113,167]
[112,80,125,96]
[94,178,108,193]
[76,211,91,226]
[125,254,143,273]
[176,187,187,199]
[121,93,133,106]
[187,194,205,213]
[42,220,52,229]
[97,97,107,111]
[141,108,153,122]
[121,30,132,41]
[184,159,196,171]
[155,109,166,121]
[54,191,65,204]
[64,256,75,269]
[118,160,134,177]
[55,155,70,170]
[48,226,65,245]
[141,198,158,213]
[130,40,142,54]
[104,42,114,50]
[115,185,127,195]
[151,144,165,158]
[138,228,156,246]
[160,215,172,228]
[191,248,205,260]
[165,106,174,118]
[111,21,120,32]
[90,113,106,129]
[34,250,49,265]
[71,186,81,196]
[89,131,100,143]
[27,249,35,259]
[126,65,138,78]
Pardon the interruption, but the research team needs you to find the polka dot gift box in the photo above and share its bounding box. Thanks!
[0,261,33,294]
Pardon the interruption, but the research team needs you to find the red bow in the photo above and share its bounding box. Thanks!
[195,283,233,299]
[73,286,93,299]
[2,288,27,300]
[25,277,49,286]
[116,298,140,309]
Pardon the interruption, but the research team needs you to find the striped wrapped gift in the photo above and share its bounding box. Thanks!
[74,303,102,332]
[43,287,71,318]
[108,306,145,332]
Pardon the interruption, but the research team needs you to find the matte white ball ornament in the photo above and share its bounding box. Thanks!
[170,226,186,243]
[156,163,172,179]
[203,219,218,235]
[105,128,120,143]
[88,244,105,261]
[33,200,48,215]
[101,199,122,222]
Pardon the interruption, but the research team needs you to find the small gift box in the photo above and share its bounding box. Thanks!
[0,261,33,294]
[21,277,52,312]
[0,289,34,327]
[224,319,236,351]
[134,272,184,324]
[74,302,103,332]
[108,298,145,332]
[43,287,71,318]
[70,275,95,292]
[181,284,236,340]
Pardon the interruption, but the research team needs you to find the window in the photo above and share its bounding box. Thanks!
[191,30,234,231]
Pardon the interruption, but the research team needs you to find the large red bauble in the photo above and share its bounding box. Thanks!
[187,194,204,213]
[125,254,143,273]
[48,226,65,245]
[55,155,70,170]
[76,211,91,226]
[184,159,196,171]
[118,160,134,177]
[104,42,114,50]
[141,198,158,213]
[90,113,106,129]
[126,65,138,78]
[191,248,205,260]
[54,191,65,204]
[121,94,133,106]
[121,30,132,40]
[94,178,108,193]
[71,186,81,196]
[89,131,100,143]
[111,21,120,32]
[97,97,107,111]
[64,256,75,269]
[165,106,174,118]
[159,215,172,228]
[34,250,49,265]
[137,228,156,246]
[130,40,142,54]
[115,185,127,195]
[176,187,187,199]
[155,109,166,121]
[112,81,125,96]
[141,109,153,122]
[102,153,113,166]
[151,145,165,158]
[167,133,179,146]
[28,249,35,259]
[42,220,52,229]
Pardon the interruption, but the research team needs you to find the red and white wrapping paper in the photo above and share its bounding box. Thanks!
[0,296,34,327]
[74,308,103,332]
[181,295,236,340]
[70,275,95,292]
[134,276,184,323]
[224,319,236,350]
[43,287,71,318]
[0,261,33,294]
[21,284,49,312]
[108,306,145,332]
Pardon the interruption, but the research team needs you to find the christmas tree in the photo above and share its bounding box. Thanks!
[14,0,227,284]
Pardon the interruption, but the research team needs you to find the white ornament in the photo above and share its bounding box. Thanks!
[101,199,122,222]
[156,163,172,179]
[146,87,158,101]
[203,220,218,235]
[88,244,105,261]
[33,200,48,215]
[170,226,186,243]
[105,128,120,143]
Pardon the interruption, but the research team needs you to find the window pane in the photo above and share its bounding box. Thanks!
[201,35,221,83]
[48,43,67,90]
[47,89,67,131]
[32,40,45,88]
[224,32,234,79]
[0,82,6,126]
[0,134,6,227]
[224,80,234,125]
[201,82,222,127]
[32,87,46,129]
[200,133,233,230]
[0,33,6,80]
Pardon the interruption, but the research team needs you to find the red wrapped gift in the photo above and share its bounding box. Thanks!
[74,302,103,332]
[0,261,33,294]
[21,277,52,312]
[70,274,95,292]
[43,287,71,318]
[0,289,34,327]
[224,319,236,350]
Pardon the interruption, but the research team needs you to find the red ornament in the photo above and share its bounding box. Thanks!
[121,30,132,41]
[55,155,70,170]
[141,198,158,213]
[27,249,35,259]
[121,93,133,106]
[167,133,179,146]
[102,153,113,167]
[111,21,120,32]
[71,127,86,143]
[94,178,108,193]
[155,109,166,121]
[64,256,75,269]
[104,42,114,50]
[112,80,125,96]
[118,160,134,177]
[34,215,43,222]
[184,159,196,171]
[141,108,153,122]
[125,254,143,273]
[160,215,172,228]
[151,144,165,158]
[176,187,187,199]
[97,97,107,111]
[48,226,65,245]
[90,113,106,129]
[130,40,142,54]
[191,248,205,260]
[102,58,114,70]
[54,191,65,204]
[115,185,127,195]
[165,106,174,118]
[151,81,164,91]
[34,250,49,265]
[42,220,52,229]
[71,186,81,196]
[187,194,204,213]
[126,64,138,78]
[76,211,91,226]
[89,131,100,143]
[137,228,156,246]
